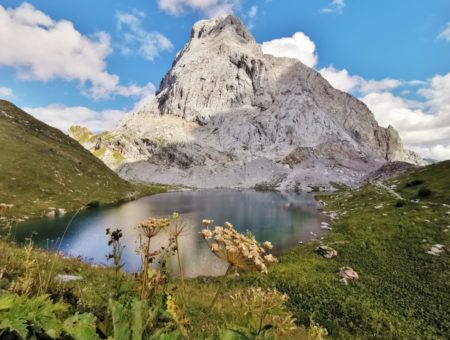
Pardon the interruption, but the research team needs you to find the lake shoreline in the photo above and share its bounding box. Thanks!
[8,189,328,276]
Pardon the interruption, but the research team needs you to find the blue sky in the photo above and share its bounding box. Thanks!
[0,0,449,159]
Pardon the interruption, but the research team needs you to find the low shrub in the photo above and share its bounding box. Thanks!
[417,187,432,198]
[395,200,406,208]
[405,179,424,187]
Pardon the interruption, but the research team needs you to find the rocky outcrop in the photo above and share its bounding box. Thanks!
[74,15,419,189]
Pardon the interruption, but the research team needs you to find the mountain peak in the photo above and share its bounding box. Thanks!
[191,15,254,43]
[86,16,418,189]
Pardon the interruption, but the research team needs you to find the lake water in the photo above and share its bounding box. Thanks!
[10,190,324,277]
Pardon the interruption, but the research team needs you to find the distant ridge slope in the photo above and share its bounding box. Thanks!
[0,100,154,219]
[73,15,419,190]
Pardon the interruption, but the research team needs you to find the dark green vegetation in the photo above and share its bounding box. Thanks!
[0,100,166,220]
[241,160,449,338]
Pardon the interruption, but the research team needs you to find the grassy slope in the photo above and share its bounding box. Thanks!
[0,100,165,220]
[240,161,450,338]
[1,144,449,338]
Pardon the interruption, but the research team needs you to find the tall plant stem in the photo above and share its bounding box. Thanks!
[175,236,186,300]
[140,237,152,299]
[209,264,233,312]
[44,206,84,292]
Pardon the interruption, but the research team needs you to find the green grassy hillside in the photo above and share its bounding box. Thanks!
[0,100,165,220]
[241,160,450,338]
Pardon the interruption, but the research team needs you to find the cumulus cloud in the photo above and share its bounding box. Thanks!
[24,82,156,132]
[0,2,148,100]
[24,105,127,132]
[437,22,450,42]
[361,73,450,160]
[319,66,402,94]
[116,11,173,61]
[261,32,318,68]
[0,87,14,98]
[157,0,241,18]
[321,0,345,14]
[318,66,361,92]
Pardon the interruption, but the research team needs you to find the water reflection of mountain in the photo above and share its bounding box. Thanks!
[11,190,323,277]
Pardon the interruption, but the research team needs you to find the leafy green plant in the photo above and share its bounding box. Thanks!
[10,238,40,295]
[109,296,183,340]
[221,287,299,338]
[63,312,100,340]
[0,291,98,339]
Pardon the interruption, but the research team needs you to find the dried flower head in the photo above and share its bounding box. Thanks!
[263,241,273,250]
[201,220,277,273]
[106,228,123,246]
[138,217,170,238]
[202,219,214,228]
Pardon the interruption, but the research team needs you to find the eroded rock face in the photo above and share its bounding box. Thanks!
[75,15,419,189]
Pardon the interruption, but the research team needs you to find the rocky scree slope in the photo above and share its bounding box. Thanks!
[72,15,417,190]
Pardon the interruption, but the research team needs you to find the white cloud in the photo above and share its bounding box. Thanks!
[359,78,402,94]
[437,22,450,42]
[131,83,157,111]
[245,5,258,29]
[157,0,241,18]
[261,32,318,68]
[319,66,402,94]
[409,145,450,161]
[248,5,257,18]
[0,87,14,98]
[116,11,173,61]
[361,73,450,160]
[321,0,345,14]
[23,82,156,132]
[24,104,127,132]
[319,66,361,92]
[419,73,450,114]
[0,2,147,100]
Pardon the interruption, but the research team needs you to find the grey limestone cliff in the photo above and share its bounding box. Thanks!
[73,15,417,190]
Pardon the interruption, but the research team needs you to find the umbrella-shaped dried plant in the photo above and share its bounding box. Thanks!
[201,220,278,310]
[137,217,170,299]
[169,212,188,299]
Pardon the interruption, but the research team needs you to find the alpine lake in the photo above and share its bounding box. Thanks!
[11,190,326,277]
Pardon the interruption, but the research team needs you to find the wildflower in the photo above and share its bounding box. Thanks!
[138,217,170,238]
[201,219,277,274]
[202,219,214,228]
[264,254,278,263]
[201,229,213,239]
[263,241,273,250]
[137,217,170,299]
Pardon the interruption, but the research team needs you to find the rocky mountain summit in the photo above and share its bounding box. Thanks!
[72,15,419,190]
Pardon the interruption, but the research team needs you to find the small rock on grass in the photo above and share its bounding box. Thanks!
[426,244,447,256]
[338,266,359,285]
[316,245,337,259]
[55,274,82,282]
